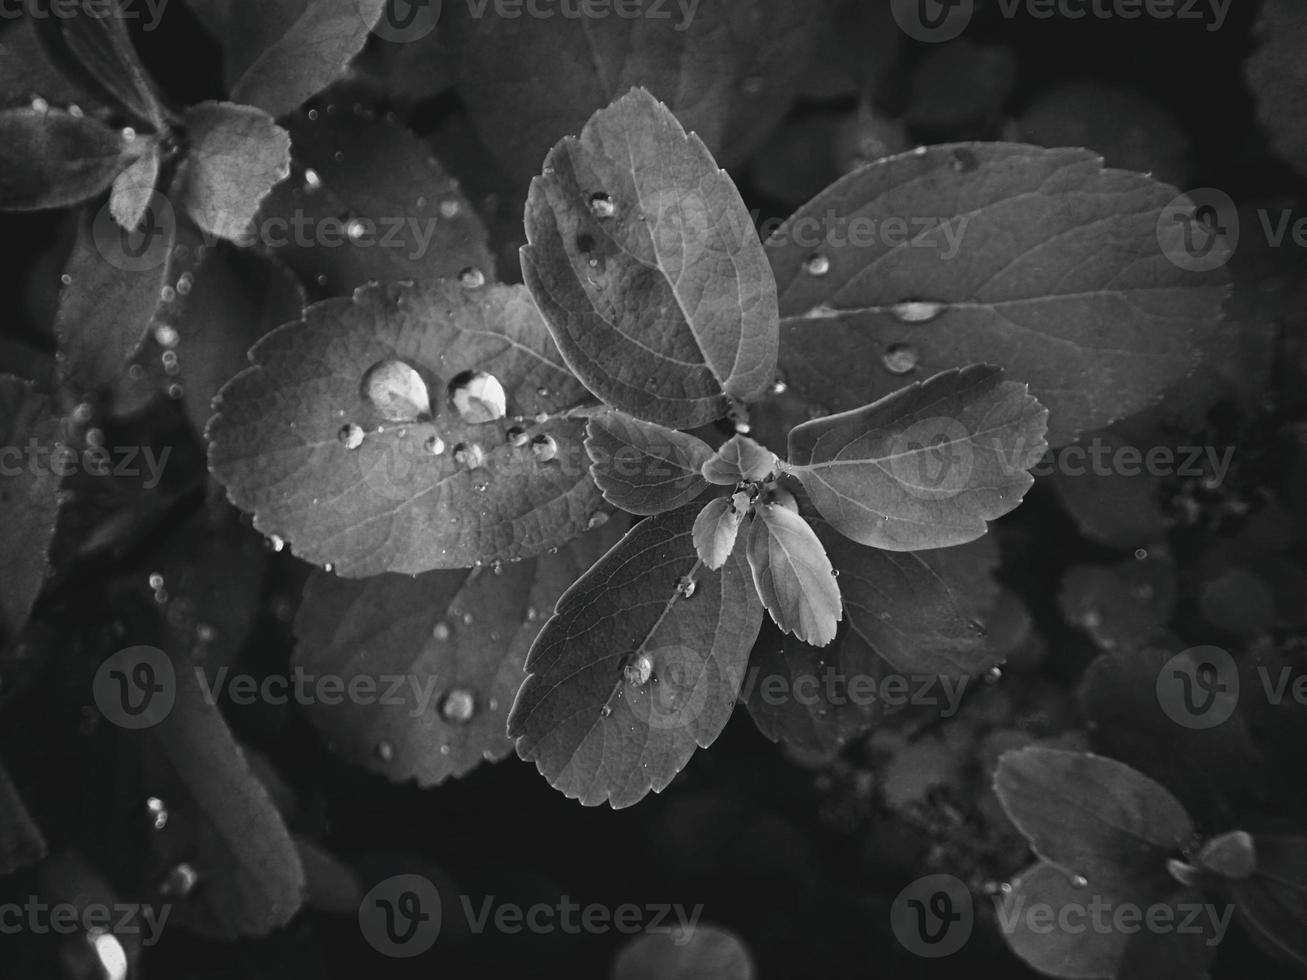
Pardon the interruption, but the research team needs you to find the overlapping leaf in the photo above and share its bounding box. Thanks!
[0,758,46,875]
[585,409,712,516]
[522,88,778,429]
[745,504,841,646]
[701,434,779,486]
[0,106,145,211]
[180,101,291,242]
[208,281,604,576]
[767,143,1229,446]
[508,505,763,808]
[786,365,1047,551]
[1245,0,1307,178]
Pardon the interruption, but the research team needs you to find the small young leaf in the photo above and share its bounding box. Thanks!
[0,378,62,644]
[692,497,743,571]
[612,924,756,980]
[293,524,620,786]
[1196,830,1256,880]
[0,106,143,211]
[701,434,779,486]
[995,748,1194,889]
[745,504,841,647]
[508,505,763,808]
[768,143,1229,446]
[189,0,389,119]
[208,281,602,576]
[257,98,494,296]
[134,669,306,938]
[1245,0,1307,178]
[585,409,713,516]
[787,365,1047,552]
[0,757,46,875]
[109,143,161,230]
[522,87,778,429]
[180,101,291,242]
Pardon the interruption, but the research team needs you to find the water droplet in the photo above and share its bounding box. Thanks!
[270,534,286,553]
[332,150,344,163]
[167,383,184,400]
[803,254,831,277]
[1071,874,1088,888]
[375,740,394,762]
[441,688,476,723]
[196,623,217,643]
[676,576,697,599]
[307,108,319,121]
[60,272,73,286]
[439,198,462,218]
[768,379,788,395]
[882,343,918,375]
[526,606,539,622]
[346,218,366,241]
[624,653,653,686]
[589,192,616,218]
[432,621,452,641]
[530,434,559,462]
[734,421,752,435]
[176,273,194,296]
[161,350,179,373]
[316,274,329,287]
[159,863,199,898]
[985,665,1004,684]
[361,358,431,421]
[338,423,365,450]
[304,168,323,190]
[891,300,945,324]
[160,285,176,303]
[30,96,48,112]
[122,126,136,141]
[453,442,486,469]
[599,705,613,718]
[89,930,128,980]
[587,512,610,531]
[459,266,486,289]
[506,426,530,448]
[146,796,168,830]
[460,610,474,626]
[1134,548,1149,560]
[450,370,507,423]
[424,434,446,455]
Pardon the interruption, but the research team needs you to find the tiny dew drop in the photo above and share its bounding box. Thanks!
[675,576,697,599]
[30,96,49,112]
[768,379,788,396]
[586,512,610,530]
[432,621,452,641]
[304,168,323,190]
[159,863,199,898]
[269,534,286,553]
[160,285,176,303]
[882,343,919,375]
[375,740,394,762]
[453,442,486,469]
[505,426,530,448]
[890,300,946,324]
[589,192,616,218]
[530,434,559,462]
[338,423,365,450]
[145,796,168,830]
[425,434,446,455]
[599,704,613,719]
[147,572,164,591]
[803,254,831,277]
[984,665,1004,684]
[154,324,180,348]
[441,688,476,723]
[439,198,462,218]
[459,266,486,289]
[1070,874,1088,888]
[624,653,653,686]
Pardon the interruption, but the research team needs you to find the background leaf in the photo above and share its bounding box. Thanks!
[0,106,142,211]
[767,143,1229,446]
[786,365,1047,551]
[585,408,712,516]
[0,757,46,875]
[508,505,763,808]
[612,924,756,980]
[208,280,604,576]
[522,87,778,429]
[1245,0,1307,178]
[292,523,620,786]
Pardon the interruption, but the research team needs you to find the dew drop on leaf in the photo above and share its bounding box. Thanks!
[338,423,365,450]
[159,863,199,898]
[586,512,610,530]
[145,796,168,831]
[441,688,476,723]
[154,324,179,348]
[147,572,164,591]
[623,653,653,686]
[176,273,193,296]
[450,370,507,423]
[599,704,612,718]
[424,434,446,455]
[530,434,558,462]
[304,168,322,190]
[89,931,128,980]
[453,442,486,469]
[346,219,366,241]
[375,740,394,762]
[882,343,919,375]
[1071,874,1088,888]
[890,300,945,324]
[160,285,176,303]
[589,192,616,218]
[269,534,285,553]
[439,198,461,218]
[676,576,697,599]
[361,359,431,421]
[506,426,529,447]
[768,379,788,395]
[803,254,831,277]
[432,621,452,641]
[458,266,486,288]
[985,665,1004,684]
[30,96,48,112]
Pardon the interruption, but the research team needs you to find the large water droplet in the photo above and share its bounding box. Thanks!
[159,862,199,898]
[459,266,486,289]
[425,434,446,455]
[89,930,128,980]
[441,688,476,723]
[450,370,507,423]
[624,653,653,686]
[146,796,168,831]
[589,192,616,219]
[361,359,431,421]
[882,343,918,375]
[803,254,831,277]
[891,300,945,324]
[530,434,559,462]
[338,423,365,449]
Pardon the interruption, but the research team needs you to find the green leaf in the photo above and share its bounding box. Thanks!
[0,106,143,211]
[585,409,712,516]
[0,757,46,875]
[134,669,305,938]
[522,87,778,429]
[701,434,779,486]
[692,497,743,571]
[44,0,165,126]
[1229,835,1307,970]
[188,0,389,119]
[994,748,1194,890]
[293,523,620,785]
[1059,557,1176,650]
[1245,0,1307,178]
[508,505,763,808]
[1049,430,1166,549]
[257,96,494,297]
[109,142,161,230]
[209,280,605,576]
[612,924,756,980]
[450,0,830,183]
[767,143,1228,446]
[180,101,291,242]
[786,365,1047,551]
[0,377,62,645]
[746,504,841,647]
